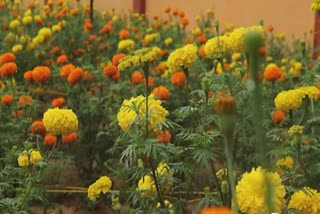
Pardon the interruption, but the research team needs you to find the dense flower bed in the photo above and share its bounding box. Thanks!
[1,0,320,213]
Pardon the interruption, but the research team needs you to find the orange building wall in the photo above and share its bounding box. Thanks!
[90,0,314,40]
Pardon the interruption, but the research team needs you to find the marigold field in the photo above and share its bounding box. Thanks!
[1,0,320,213]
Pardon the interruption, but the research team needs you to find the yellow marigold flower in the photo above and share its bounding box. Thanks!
[22,16,32,25]
[24,9,32,16]
[52,25,61,33]
[17,151,29,167]
[274,90,303,112]
[288,125,304,136]
[117,95,168,132]
[236,166,286,214]
[229,25,264,53]
[157,162,173,193]
[167,44,198,72]
[311,0,320,11]
[118,47,160,71]
[192,27,201,35]
[10,19,20,29]
[204,35,230,58]
[281,58,288,64]
[87,176,112,201]
[288,187,320,213]
[276,156,294,174]
[232,52,241,61]
[12,44,22,53]
[144,33,159,43]
[43,108,78,135]
[289,61,302,77]
[298,86,320,100]
[138,175,156,194]
[34,15,42,23]
[156,200,174,214]
[38,27,52,40]
[118,39,135,51]
[29,150,42,164]
[165,37,173,46]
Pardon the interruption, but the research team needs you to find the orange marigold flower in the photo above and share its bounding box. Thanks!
[112,53,126,66]
[145,76,154,88]
[199,45,206,58]
[1,94,13,105]
[56,54,68,65]
[264,64,282,81]
[68,67,84,85]
[267,25,274,33]
[171,71,186,87]
[44,134,57,146]
[200,206,234,214]
[152,85,170,100]
[103,64,118,78]
[32,66,51,82]
[180,18,189,26]
[60,63,75,78]
[178,10,185,18]
[62,132,77,143]
[131,71,144,84]
[119,29,130,40]
[157,130,172,144]
[50,46,60,55]
[18,95,32,107]
[12,110,23,117]
[83,71,94,82]
[31,120,46,136]
[164,6,171,13]
[51,97,66,108]
[1,62,17,77]
[111,70,120,81]
[197,33,207,43]
[0,52,16,65]
[24,70,33,82]
[272,110,285,123]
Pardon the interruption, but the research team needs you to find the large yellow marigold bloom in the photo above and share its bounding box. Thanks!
[276,156,294,174]
[228,25,264,53]
[43,108,78,135]
[288,187,320,214]
[236,167,286,214]
[204,35,231,58]
[167,44,198,72]
[117,95,169,132]
[30,150,42,164]
[274,90,303,112]
[87,176,112,201]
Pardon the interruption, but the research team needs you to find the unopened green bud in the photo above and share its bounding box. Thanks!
[201,77,210,93]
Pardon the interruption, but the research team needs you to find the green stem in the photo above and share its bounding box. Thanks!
[297,143,313,186]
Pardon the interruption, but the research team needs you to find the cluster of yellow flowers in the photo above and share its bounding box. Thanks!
[117,95,169,133]
[138,163,173,196]
[166,44,198,72]
[87,176,112,201]
[236,166,286,214]
[117,47,161,71]
[288,187,320,213]
[274,86,319,112]
[17,149,42,167]
[204,25,264,58]
[43,108,78,135]
[311,0,320,11]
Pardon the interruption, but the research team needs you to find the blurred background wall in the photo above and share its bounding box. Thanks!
[87,0,314,40]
